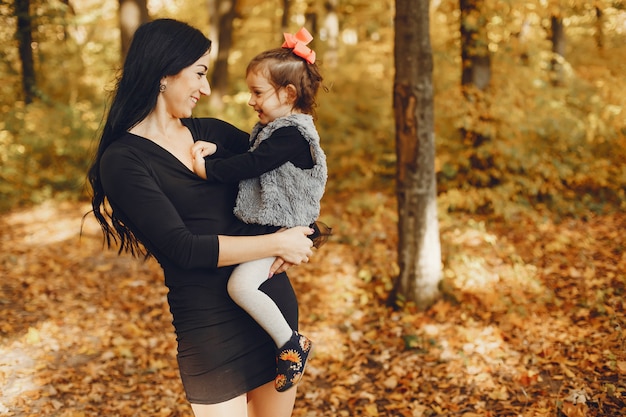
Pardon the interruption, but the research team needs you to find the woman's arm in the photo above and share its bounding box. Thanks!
[101,143,312,270]
[217,227,312,267]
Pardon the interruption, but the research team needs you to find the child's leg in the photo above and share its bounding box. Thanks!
[228,258,313,392]
[227,257,293,348]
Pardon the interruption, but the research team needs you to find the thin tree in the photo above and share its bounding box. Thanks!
[15,0,36,104]
[550,13,566,86]
[58,0,75,41]
[594,5,603,49]
[388,0,442,310]
[208,0,238,110]
[460,0,491,92]
[281,0,291,31]
[119,0,149,62]
[460,0,491,146]
[304,1,318,39]
[207,0,219,64]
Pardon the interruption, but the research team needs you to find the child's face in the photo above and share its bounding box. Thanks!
[246,70,294,125]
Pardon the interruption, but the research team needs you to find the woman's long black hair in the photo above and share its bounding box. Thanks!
[87,19,211,255]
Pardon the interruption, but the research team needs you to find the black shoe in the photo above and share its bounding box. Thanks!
[275,331,313,392]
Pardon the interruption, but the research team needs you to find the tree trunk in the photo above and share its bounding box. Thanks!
[208,0,238,110]
[389,0,441,310]
[595,6,603,49]
[304,1,318,42]
[281,0,290,31]
[460,0,491,91]
[207,0,219,65]
[15,0,36,104]
[119,0,149,63]
[322,0,339,68]
[58,0,75,41]
[460,0,491,147]
[550,14,566,86]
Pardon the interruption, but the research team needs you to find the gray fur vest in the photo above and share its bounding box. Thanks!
[233,114,327,228]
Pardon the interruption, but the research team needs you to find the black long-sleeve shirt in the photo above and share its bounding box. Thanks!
[99,117,276,287]
[202,126,314,183]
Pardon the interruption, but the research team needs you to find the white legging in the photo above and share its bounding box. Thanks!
[227,257,293,348]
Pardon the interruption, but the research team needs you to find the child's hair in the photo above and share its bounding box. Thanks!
[246,47,323,116]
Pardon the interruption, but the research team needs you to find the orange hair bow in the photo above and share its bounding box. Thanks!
[282,27,316,64]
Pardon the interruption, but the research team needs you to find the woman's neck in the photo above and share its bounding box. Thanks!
[129,112,196,171]
[130,111,183,143]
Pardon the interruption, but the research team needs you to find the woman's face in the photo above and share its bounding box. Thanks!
[160,52,211,118]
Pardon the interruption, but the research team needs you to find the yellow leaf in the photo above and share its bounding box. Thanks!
[488,387,509,400]
[383,376,398,390]
[26,327,40,344]
[387,392,405,401]
[560,363,576,378]
[364,404,379,416]
[560,402,587,417]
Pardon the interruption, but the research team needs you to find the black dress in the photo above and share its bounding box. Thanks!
[99,117,300,404]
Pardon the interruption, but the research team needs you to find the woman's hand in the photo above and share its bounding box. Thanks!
[190,141,217,179]
[274,226,314,265]
[268,226,314,277]
[269,258,295,277]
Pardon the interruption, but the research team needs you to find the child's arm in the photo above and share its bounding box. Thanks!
[191,140,217,179]
[197,127,313,183]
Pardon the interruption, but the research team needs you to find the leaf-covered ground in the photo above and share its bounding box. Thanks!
[1,199,624,416]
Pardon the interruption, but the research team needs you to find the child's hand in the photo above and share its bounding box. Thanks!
[191,140,218,157]
[190,141,217,180]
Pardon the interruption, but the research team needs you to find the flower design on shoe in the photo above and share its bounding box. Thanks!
[299,336,312,352]
[275,374,287,390]
[279,349,302,367]
[291,371,303,384]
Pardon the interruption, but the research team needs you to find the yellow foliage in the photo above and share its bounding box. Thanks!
[1,0,625,220]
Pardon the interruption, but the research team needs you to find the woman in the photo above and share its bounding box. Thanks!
[87,19,313,417]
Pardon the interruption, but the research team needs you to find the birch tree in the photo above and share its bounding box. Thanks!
[389,0,441,309]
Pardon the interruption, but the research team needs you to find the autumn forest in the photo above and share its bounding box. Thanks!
[1,0,625,416]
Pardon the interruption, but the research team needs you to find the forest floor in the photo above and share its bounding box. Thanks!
[0,198,624,417]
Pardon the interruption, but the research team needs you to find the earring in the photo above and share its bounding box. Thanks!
[159,84,166,92]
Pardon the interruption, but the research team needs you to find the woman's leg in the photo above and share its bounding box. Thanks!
[228,257,293,347]
[247,380,297,417]
[190,394,248,417]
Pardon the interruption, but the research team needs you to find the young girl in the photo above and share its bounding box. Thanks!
[191,27,328,393]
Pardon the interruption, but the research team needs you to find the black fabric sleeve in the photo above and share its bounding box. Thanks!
[202,126,314,183]
[185,117,249,156]
[100,145,220,270]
